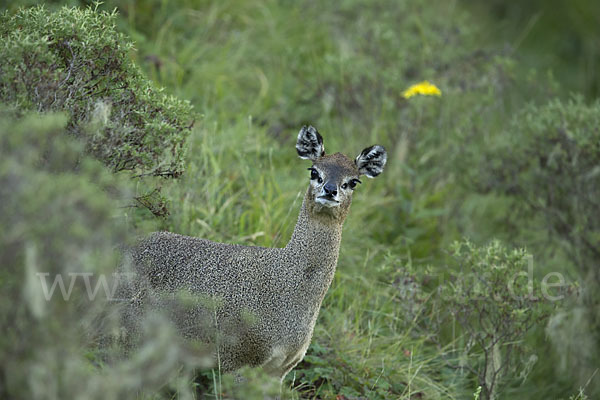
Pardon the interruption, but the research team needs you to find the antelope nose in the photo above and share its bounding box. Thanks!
[323,182,337,197]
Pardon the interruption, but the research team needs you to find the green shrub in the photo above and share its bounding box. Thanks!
[471,96,600,394]
[0,107,219,399]
[0,5,193,178]
[441,240,561,400]
[476,96,599,273]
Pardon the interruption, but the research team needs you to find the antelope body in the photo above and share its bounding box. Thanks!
[119,126,387,379]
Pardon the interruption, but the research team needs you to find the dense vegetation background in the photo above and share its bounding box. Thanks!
[1,1,598,399]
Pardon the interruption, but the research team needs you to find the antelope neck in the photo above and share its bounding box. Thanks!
[285,187,345,270]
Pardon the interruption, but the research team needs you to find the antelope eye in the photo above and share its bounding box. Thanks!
[341,183,348,189]
[309,168,319,180]
[348,179,361,189]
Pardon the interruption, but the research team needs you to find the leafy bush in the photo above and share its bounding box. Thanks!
[477,96,599,272]
[0,107,211,399]
[442,240,562,400]
[472,96,600,394]
[380,240,565,400]
[0,5,193,178]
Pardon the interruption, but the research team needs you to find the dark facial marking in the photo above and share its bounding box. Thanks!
[308,167,323,184]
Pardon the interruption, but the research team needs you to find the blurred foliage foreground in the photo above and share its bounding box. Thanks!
[0,5,194,215]
[1,2,599,400]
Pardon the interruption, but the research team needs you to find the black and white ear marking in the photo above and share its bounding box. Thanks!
[296,125,325,161]
[355,145,387,178]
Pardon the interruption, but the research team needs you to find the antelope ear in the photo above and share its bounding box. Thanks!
[355,145,387,178]
[296,125,325,160]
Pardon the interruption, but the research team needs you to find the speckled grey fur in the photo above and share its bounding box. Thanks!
[117,126,386,379]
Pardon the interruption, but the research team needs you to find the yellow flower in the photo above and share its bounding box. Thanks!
[402,81,442,99]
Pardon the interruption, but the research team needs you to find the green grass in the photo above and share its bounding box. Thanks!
[113,2,487,397]
[2,0,596,398]
[106,0,583,398]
